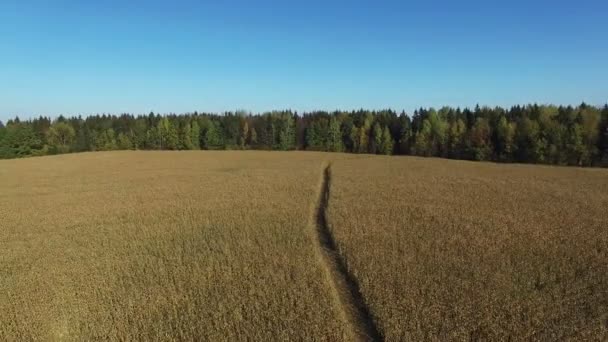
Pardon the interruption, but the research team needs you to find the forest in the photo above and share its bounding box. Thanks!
[1,103,607,166]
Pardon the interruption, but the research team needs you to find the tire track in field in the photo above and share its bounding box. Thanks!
[311,163,383,342]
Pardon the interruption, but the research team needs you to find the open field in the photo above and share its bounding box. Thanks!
[0,151,352,341]
[1,151,607,341]
[328,156,608,340]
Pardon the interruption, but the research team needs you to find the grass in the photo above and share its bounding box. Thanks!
[1,151,606,340]
[327,156,608,340]
[0,151,351,341]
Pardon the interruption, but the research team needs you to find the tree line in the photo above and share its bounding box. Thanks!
[1,103,607,167]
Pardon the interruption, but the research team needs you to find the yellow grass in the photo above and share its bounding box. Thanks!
[328,156,608,340]
[2,151,607,340]
[0,151,351,341]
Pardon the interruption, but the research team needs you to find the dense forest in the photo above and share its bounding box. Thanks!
[1,103,607,167]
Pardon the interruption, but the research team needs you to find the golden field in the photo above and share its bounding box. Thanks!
[0,151,352,341]
[1,151,607,341]
[328,156,608,340]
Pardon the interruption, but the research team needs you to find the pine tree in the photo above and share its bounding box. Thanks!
[327,116,343,152]
[180,122,195,150]
[190,121,201,150]
[414,120,432,156]
[496,116,515,161]
[117,132,133,150]
[372,123,383,154]
[397,114,412,154]
[157,117,178,150]
[250,127,258,146]
[202,121,222,149]
[380,127,394,155]
[469,117,493,161]
[448,119,466,159]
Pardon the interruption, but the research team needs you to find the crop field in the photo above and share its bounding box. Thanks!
[0,151,353,341]
[328,156,608,340]
[1,151,607,341]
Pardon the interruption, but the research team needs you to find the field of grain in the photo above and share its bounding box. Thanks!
[328,156,608,340]
[0,151,353,341]
[2,151,607,341]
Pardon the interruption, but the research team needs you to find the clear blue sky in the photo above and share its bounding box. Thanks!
[1,0,607,121]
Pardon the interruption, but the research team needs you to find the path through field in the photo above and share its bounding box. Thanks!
[310,163,383,342]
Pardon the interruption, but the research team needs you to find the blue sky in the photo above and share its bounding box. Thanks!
[1,0,607,121]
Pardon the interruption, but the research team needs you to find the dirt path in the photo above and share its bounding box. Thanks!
[310,163,383,342]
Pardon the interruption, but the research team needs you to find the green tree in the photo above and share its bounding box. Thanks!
[495,116,515,161]
[397,114,412,154]
[327,116,344,152]
[117,132,133,150]
[47,122,76,153]
[180,122,195,150]
[372,123,383,154]
[0,122,43,158]
[565,124,587,166]
[158,117,178,150]
[448,118,466,159]
[428,110,448,157]
[579,106,601,165]
[515,117,542,163]
[275,113,295,150]
[469,117,492,161]
[190,120,201,150]
[146,127,161,149]
[132,119,148,149]
[358,113,373,153]
[599,105,608,165]
[305,119,326,150]
[414,119,432,156]
[380,127,394,155]
[202,121,222,149]
[250,127,258,146]
[96,128,117,151]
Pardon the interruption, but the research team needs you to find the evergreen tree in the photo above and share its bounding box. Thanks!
[372,123,383,154]
[98,128,117,151]
[146,127,161,149]
[327,116,343,152]
[250,127,258,146]
[158,117,178,150]
[428,109,448,157]
[276,113,295,150]
[565,123,587,166]
[495,116,515,161]
[0,122,43,158]
[397,114,412,154]
[515,117,542,163]
[599,105,608,165]
[579,106,601,165]
[469,117,493,161]
[414,119,432,156]
[117,132,133,150]
[132,119,148,149]
[448,118,466,159]
[180,122,195,150]
[202,121,222,149]
[0,104,606,167]
[380,127,394,155]
[190,121,201,150]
